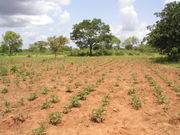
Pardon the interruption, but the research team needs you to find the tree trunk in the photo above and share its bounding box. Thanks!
[90,44,93,56]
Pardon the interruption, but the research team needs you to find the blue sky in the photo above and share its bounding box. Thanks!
[0,0,179,48]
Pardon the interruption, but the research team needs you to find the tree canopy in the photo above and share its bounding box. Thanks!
[122,36,139,50]
[1,31,22,55]
[70,18,119,56]
[47,36,69,57]
[146,1,180,60]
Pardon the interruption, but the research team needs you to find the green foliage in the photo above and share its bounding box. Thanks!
[49,111,62,125]
[69,96,81,107]
[146,1,180,61]
[47,36,69,58]
[131,94,142,109]
[1,87,8,93]
[41,87,48,95]
[10,65,19,73]
[0,65,8,76]
[40,100,50,109]
[1,31,23,55]
[50,94,59,103]
[122,36,139,50]
[102,93,110,106]
[90,108,106,123]
[28,92,38,101]
[128,88,136,95]
[66,86,73,93]
[32,122,47,135]
[71,18,119,56]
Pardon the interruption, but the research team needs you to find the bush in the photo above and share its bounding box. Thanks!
[40,100,50,109]
[32,122,47,135]
[50,95,59,103]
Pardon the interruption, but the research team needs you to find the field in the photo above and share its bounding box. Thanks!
[0,56,179,135]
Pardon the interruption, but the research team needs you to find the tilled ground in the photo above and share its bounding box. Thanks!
[0,56,179,135]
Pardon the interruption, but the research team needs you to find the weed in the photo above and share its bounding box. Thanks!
[75,82,81,88]
[49,111,62,125]
[10,65,19,74]
[77,90,88,100]
[63,104,72,114]
[90,108,106,123]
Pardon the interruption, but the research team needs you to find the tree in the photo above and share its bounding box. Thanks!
[47,36,69,58]
[71,18,112,56]
[28,41,48,54]
[122,36,139,50]
[1,31,23,55]
[146,1,180,61]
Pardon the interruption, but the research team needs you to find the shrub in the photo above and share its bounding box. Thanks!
[90,108,106,123]
[63,104,72,114]
[0,66,8,76]
[49,111,62,125]
[28,92,37,101]
[50,95,59,103]
[1,88,8,93]
[77,90,88,100]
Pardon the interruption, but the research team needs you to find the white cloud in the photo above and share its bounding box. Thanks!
[60,11,70,24]
[111,0,148,41]
[164,0,180,4]
[0,0,71,27]
[58,0,71,6]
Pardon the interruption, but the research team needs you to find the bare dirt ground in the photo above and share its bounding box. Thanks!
[0,56,179,135]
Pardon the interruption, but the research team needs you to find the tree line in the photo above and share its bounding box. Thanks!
[0,1,179,60]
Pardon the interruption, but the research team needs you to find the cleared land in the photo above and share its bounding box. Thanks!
[0,56,179,135]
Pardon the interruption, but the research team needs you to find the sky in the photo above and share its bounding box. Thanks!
[0,0,179,48]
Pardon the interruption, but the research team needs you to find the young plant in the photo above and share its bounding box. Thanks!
[41,87,48,95]
[1,88,8,94]
[49,111,62,125]
[90,108,106,123]
[128,88,136,95]
[32,121,47,135]
[17,98,24,106]
[28,92,38,101]
[40,99,50,109]
[131,94,142,110]
[69,96,81,107]
[50,94,59,103]
[66,86,73,93]
[102,93,110,107]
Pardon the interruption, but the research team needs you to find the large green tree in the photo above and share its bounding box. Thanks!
[1,31,23,55]
[146,1,180,60]
[70,18,113,56]
[47,36,69,58]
